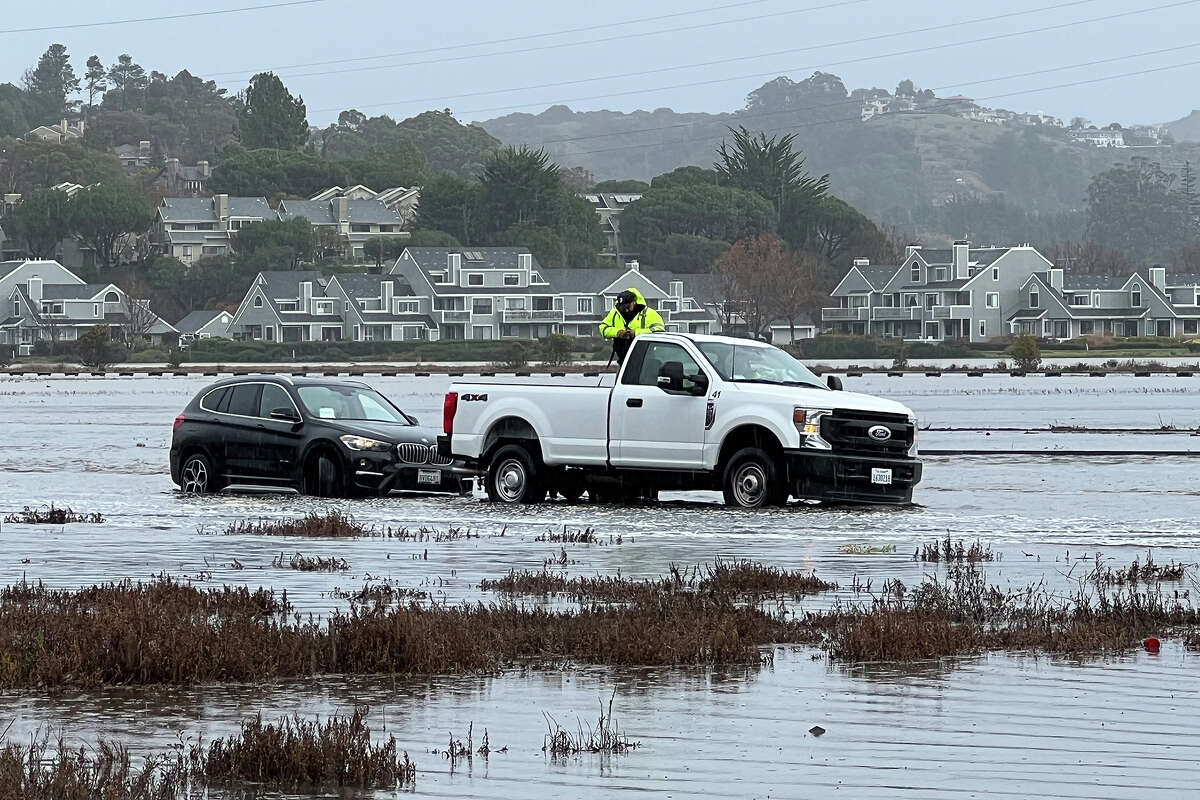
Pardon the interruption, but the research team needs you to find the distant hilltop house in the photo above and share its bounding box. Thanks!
[821,241,1200,342]
[311,185,421,227]
[25,118,84,144]
[154,158,212,196]
[153,194,274,265]
[279,189,409,262]
[113,141,155,171]
[0,259,176,356]
[580,192,642,261]
[1070,128,1126,147]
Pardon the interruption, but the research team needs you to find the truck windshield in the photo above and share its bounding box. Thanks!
[296,385,411,423]
[696,342,826,389]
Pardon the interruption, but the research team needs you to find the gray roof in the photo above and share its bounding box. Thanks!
[1007,309,1047,321]
[913,247,1009,267]
[403,247,542,273]
[41,283,111,300]
[1061,274,1129,290]
[346,199,405,225]
[280,199,405,226]
[1068,307,1150,318]
[278,199,333,224]
[176,309,227,334]
[0,261,25,279]
[1167,273,1200,287]
[256,271,329,299]
[858,265,900,289]
[158,196,272,222]
[333,273,413,299]
[539,268,632,294]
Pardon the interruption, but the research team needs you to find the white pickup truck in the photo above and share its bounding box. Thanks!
[437,333,922,508]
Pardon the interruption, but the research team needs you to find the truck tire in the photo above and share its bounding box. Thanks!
[486,444,546,504]
[722,447,787,509]
[179,452,220,494]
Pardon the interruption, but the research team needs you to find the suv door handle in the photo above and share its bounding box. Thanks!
[626,398,643,407]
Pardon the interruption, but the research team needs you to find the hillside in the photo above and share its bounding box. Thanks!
[1165,110,1200,142]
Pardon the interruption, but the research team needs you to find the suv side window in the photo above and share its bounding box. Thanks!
[258,384,295,418]
[633,342,702,388]
[226,383,262,417]
[200,386,228,412]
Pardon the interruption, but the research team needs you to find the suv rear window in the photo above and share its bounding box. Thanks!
[226,384,262,417]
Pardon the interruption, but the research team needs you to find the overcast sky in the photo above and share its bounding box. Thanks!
[2,0,1198,129]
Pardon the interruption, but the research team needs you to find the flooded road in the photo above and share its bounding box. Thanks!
[1,374,1198,798]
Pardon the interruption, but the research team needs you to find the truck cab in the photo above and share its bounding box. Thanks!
[440,333,922,508]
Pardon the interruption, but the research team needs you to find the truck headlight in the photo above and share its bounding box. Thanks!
[339,434,391,452]
[794,408,832,450]
[908,416,919,457]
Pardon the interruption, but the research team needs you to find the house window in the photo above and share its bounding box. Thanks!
[518,253,532,270]
[1080,321,1095,335]
[1069,294,1089,306]
[202,246,221,255]
[467,274,483,286]
[396,301,419,313]
[503,274,519,286]
[910,263,920,282]
[985,292,998,309]
[978,320,986,337]
[182,246,193,259]
[277,301,297,311]
[934,268,947,282]
[253,296,263,308]
[1029,290,1040,308]
[1093,292,1101,306]
[1194,289,1200,306]
[577,298,593,314]
[992,267,999,281]
[12,301,18,316]
[1185,320,1198,334]
[472,299,492,315]
[1131,286,1142,307]
[504,297,526,310]
[472,325,493,339]
[350,224,370,233]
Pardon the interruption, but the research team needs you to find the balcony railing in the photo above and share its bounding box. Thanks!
[439,310,471,323]
[931,304,973,320]
[502,309,565,323]
[821,307,866,321]
[871,306,921,321]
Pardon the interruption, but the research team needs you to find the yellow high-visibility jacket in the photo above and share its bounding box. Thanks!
[598,287,665,339]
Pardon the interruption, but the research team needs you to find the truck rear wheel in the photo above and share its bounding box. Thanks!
[722,447,787,509]
[486,444,545,504]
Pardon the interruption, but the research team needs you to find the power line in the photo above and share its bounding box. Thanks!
[304,0,1105,109]
[207,0,785,77]
[452,0,1200,117]
[0,0,330,35]
[524,40,1200,150]
[213,0,871,81]
[560,58,1200,158]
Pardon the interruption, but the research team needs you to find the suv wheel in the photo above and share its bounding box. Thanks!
[180,453,217,494]
[722,447,785,509]
[486,444,545,504]
[305,453,343,498]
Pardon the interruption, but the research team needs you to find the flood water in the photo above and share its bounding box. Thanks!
[1,373,1198,798]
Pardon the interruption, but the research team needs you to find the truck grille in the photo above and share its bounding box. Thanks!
[821,409,913,455]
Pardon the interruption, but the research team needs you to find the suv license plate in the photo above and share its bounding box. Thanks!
[871,468,893,485]
[417,468,441,485]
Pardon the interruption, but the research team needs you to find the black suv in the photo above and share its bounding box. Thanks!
[169,377,470,497]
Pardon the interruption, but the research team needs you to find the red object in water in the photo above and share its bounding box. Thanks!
[1144,637,1161,653]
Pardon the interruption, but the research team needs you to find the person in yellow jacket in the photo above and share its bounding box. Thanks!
[599,287,665,363]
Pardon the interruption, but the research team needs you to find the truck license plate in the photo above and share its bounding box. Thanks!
[417,468,441,485]
[870,468,893,485]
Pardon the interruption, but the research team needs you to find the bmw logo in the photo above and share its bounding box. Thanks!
[867,425,892,442]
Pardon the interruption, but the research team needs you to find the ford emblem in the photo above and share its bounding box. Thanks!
[867,425,892,442]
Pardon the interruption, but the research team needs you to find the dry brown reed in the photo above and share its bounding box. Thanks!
[915,535,996,563]
[543,692,639,758]
[331,581,428,603]
[222,510,372,537]
[2,505,104,524]
[272,551,350,572]
[534,526,621,544]
[196,706,415,790]
[0,734,185,800]
[1088,552,1190,586]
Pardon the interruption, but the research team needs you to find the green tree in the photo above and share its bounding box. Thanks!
[620,183,777,263]
[1085,158,1194,265]
[806,196,896,269]
[315,108,498,178]
[591,179,649,193]
[1007,333,1041,370]
[715,126,829,248]
[413,172,481,244]
[3,138,124,194]
[67,182,153,271]
[494,220,564,269]
[405,228,460,247]
[239,72,308,150]
[76,325,115,369]
[647,233,730,272]
[363,236,407,269]
[650,166,718,189]
[4,188,71,258]
[105,54,147,112]
[0,85,32,139]
[207,148,347,198]
[478,146,562,232]
[84,56,106,111]
[337,141,427,188]
[234,217,316,269]
[23,44,80,121]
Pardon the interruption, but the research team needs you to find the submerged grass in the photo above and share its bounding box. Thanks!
[222,510,371,538]
[2,505,104,524]
[915,535,997,563]
[543,692,639,758]
[272,551,350,572]
[1087,552,1190,586]
[0,707,415,797]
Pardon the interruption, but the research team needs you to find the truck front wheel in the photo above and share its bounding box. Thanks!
[722,447,788,509]
[486,444,546,504]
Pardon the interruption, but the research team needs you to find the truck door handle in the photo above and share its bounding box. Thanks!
[626,398,643,408]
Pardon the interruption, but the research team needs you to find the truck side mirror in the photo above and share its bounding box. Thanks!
[657,361,685,392]
[826,375,843,391]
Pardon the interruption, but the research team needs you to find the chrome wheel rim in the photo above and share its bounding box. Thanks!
[732,463,767,507]
[181,458,209,493]
[494,458,527,502]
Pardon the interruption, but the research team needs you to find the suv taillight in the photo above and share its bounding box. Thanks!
[443,392,458,435]
[173,414,186,431]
